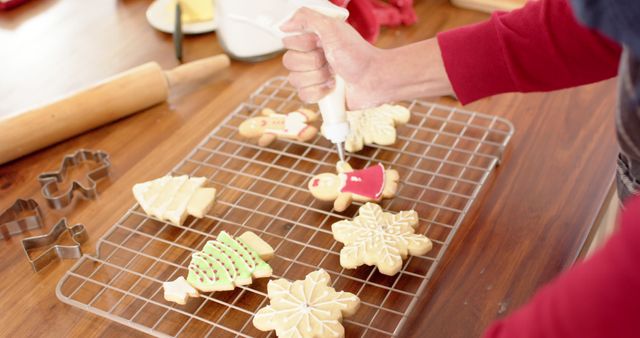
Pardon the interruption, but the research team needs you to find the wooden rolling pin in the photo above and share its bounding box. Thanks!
[0,54,230,165]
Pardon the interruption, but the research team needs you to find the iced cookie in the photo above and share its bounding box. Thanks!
[163,231,274,304]
[239,108,319,147]
[163,276,199,305]
[133,175,216,226]
[187,231,273,292]
[332,203,432,276]
[344,104,410,152]
[253,269,360,338]
[308,161,399,212]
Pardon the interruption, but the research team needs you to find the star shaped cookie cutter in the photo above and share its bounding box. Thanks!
[21,218,88,272]
[0,198,43,240]
[38,149,111,209]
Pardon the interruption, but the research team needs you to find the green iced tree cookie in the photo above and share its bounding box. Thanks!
[186,231,274,292]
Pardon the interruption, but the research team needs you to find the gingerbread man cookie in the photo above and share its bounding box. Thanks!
[239,108,319,146]
[253,269,360,338]
[308,161,399,212]
[332,203,432,276]
[344,104,410,152]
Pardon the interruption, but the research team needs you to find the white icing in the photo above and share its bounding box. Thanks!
[132,176,214,226]
[265,111,308,137]
[331,203,432,276]
[252,270,360,337]
[345,104,411,152]
[163,276,198,305]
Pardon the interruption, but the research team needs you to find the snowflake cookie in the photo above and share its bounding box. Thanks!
[253,269,360,338]
[344,104,410,152]
[332,203,432,276]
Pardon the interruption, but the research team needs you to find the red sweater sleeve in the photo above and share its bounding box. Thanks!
[437,0,622,104]
[483,196,640,338]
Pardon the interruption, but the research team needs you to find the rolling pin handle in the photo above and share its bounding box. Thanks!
[164,54,231,88]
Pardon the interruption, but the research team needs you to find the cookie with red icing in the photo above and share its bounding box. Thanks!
[308,161,399,212]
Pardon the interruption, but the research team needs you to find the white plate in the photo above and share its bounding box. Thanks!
[146,0,217,34]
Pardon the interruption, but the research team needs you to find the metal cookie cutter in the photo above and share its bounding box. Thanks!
[0,198,43,240]
[22,218,88,272]
[38,149,111,209]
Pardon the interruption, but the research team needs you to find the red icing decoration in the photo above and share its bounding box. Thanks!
[312,178,320,187]
[340,164,385,199]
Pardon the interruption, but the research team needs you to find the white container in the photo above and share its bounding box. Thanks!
[215,0,348,61]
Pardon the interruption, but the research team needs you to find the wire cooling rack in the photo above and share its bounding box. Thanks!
[56,77,514,337]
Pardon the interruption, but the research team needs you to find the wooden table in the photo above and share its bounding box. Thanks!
[0,0,618,337]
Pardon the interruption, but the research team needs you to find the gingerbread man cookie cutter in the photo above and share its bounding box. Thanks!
[0,198,43,240]
[21,218,88,272]
[38,149,111,209]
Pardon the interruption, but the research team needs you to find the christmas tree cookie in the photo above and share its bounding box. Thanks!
[163,231,274,304]
[132,175,216,226]
[187,231,273,291]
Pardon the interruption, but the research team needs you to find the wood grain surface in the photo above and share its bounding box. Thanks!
[0,0,618,337]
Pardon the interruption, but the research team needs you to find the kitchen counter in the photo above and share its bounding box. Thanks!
[0,0,618,337]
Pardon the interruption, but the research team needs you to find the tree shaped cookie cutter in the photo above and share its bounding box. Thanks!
[0,198,43,240]
[38,149,111,209]
[21,218,88,271]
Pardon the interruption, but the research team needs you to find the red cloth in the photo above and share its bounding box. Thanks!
[483,196,640,338]
[331,0,417,43]
[437,0,622,104]
[0,0,30,10]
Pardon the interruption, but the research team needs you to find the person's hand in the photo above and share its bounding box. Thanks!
[281,7,381,109]
[280,8,454,110]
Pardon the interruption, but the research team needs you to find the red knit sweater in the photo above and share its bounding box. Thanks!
[481,195,640,338]
[437,1,640,337]
[437,0,621,104]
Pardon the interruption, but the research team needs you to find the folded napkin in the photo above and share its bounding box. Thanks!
[331,0,417,43]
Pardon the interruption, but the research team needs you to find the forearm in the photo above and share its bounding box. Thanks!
[438,0,621,104]
[366,38,454,104]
